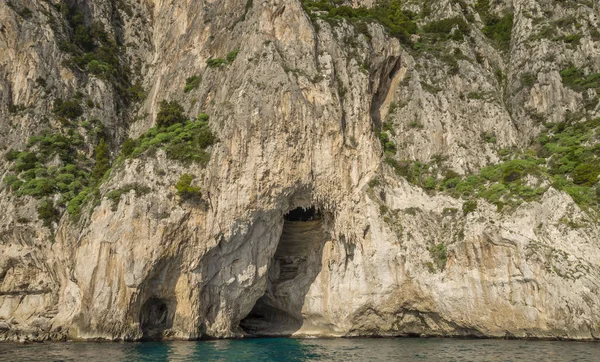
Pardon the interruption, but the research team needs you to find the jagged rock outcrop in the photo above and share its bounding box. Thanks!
[1,0,599,342]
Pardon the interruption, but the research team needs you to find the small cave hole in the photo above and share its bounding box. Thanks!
[140,298,172,340]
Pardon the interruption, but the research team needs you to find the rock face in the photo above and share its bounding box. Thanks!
[1,0,600,341]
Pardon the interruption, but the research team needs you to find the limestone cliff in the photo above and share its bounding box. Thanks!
[1,0,600,341]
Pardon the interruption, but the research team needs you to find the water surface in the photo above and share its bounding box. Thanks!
[1,338,599,361]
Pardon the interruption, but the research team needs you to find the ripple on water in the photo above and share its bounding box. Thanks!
[1,338,600,362]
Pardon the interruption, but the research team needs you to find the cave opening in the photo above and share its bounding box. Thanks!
[140,297,173,340]
[240,206,327,336]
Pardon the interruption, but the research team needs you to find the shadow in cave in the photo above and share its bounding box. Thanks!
[240,206,327,336]
[140,297,174,340]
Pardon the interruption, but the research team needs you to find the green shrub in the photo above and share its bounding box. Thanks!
[5,149,20,162]
[480,183,507,205]
[120,138,136,157]
[388,102,397,115]
[521,72,536,87]
[226,48,240,63]
[379,131,389,144]
[197,113,210,122]
[424,176,436,190]
[384,141,397,154]
[176,174,202,200]
[482,131,497,143]
[17,178,56,197]
[67,189,88,216]
[423,17,469,41]
[468,92,483,100]
[424,17,468,34]
[572,164,599,186]
[382,121,395,135]
[442,177,461,189]
[126,83,146,102]
[385,157,409,179]
[368,177,381,188]
[156,100,187,127]
[429,243,447,271]
[560,67,600,92]
[206,58,227,68]
[302,0,418,44]
[3,120,109,225]
[562,34,582,45]
[53,98,83,120]
[183,75,201,93]
[6,1,33,19]
[58,3,134,103]
[125,109,216,165]
[206,49,240,68]
[560,67,584,86]
[474,0,490,14]
[408,120,424,129]
[14,152,38,172]
[91,139,110,181]
[3,175,22,191]
[482,13,513,49]
[501,161,525,182]
[463,200,477,215]
[37,199,59,227]
[105,183,151,210]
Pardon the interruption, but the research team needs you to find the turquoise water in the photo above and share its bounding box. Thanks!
[1,338,599,361]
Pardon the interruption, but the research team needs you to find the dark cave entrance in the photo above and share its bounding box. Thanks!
[240,206,327,336]
[140,297,173,340]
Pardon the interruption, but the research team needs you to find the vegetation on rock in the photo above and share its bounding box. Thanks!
[106,183,151,211]
[3,98,217,226]
[385,118,600,213]
[302,0,418,43]
[475,0,513,49]
[53,98,83,120]
[560,67,600,93]
[6,1,33,19]
[428,243,448,272]
[156,100,187,127]
[122,102,216,165]
[2,115,107,225]
[175,174,202,201]
[206,48,239,68]
[56,1,143,104]
[423,17,470,42]
[184,76,202,93]
[91,139,110,180]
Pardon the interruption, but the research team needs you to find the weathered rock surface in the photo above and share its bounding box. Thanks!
[0,0,599,342]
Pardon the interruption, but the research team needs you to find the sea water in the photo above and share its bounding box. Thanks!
[1,337,599,361]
